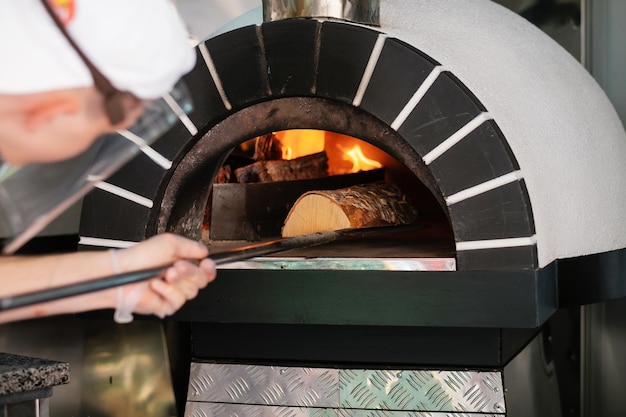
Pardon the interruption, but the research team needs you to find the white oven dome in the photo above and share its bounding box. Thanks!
[219,0,626,268]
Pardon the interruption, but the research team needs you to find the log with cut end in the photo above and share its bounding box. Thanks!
[281,181,418,237]
[234,151,328,183]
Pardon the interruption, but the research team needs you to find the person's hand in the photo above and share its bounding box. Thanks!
[110,233,216,321]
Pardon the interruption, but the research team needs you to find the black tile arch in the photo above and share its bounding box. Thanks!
[448,180,535,241]
[428,121,519,196]
[262,19,319,97]
[76,20,538,271]
[458,246,538,271]
[181,47,230,135]
[149,120,197,162]
[79,190,151,243]
[316,22,381,103]
[204,25,271,109]
[359,38,438,125]
[104,153,165,196]
[398,72,484,157]
[109,47,229,169]
[129,44,236,185]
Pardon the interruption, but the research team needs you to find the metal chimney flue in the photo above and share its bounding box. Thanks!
[262,0,380,26]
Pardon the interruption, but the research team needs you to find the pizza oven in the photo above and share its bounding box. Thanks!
[76,0,626,415]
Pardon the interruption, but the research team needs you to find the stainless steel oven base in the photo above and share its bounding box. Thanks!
[186,363,505,416]
[184,328,560,417]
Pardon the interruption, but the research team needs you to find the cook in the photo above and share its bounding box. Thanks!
[0,0,217,324]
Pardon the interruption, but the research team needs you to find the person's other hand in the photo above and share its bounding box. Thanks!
[111,233,216,320]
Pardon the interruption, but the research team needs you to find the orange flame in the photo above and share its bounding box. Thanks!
[271,129,384,175]
[341,145,383,173]
[274,130,325,160]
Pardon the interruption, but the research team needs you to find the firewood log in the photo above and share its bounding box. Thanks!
[234,151,329,183]
[214,165,233,183]
[281,181,418,237]
[253,133,283,161]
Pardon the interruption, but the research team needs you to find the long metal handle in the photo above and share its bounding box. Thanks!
[0,230,343,311]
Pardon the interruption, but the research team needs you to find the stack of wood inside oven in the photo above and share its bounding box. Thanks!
[206,133,417,241]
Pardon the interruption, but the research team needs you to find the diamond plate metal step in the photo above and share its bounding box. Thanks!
[185,402,502,417]
[187,363,504,414]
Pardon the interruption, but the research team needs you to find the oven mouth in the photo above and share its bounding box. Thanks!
[156,96,455,271]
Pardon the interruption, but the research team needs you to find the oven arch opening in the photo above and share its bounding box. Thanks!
[157,97,454,263]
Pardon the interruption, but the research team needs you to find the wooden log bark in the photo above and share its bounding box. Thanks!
[282,181,418,237]
[234,151,328,183]
[253,133,283,161]
[213,165,233,184]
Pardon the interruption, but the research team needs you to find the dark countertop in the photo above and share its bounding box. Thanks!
[0,352,69,396]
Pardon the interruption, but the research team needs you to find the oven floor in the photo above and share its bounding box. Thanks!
[205,218,454,260]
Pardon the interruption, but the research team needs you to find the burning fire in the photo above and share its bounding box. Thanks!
[340,145,383,173]
[273,129,384,175]
[274,130,325,160]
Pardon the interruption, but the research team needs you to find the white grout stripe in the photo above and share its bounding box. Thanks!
[446,171,523,206]
[352,34,388,107]
[163,93,198,136]
[79,236,139,249]
[198,42,232,111]
[391,66,447,130]
[118,130,173,170]
[94,181,154,208]
[422,112,493,165]
[456,235,537,251]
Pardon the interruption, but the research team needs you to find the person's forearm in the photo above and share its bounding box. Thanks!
[0,286,116,323]
[0,234,215,324]
[0,250,118,323]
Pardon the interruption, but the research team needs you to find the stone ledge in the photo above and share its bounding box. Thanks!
[0,352,69,396]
